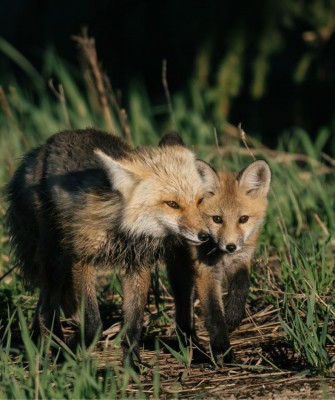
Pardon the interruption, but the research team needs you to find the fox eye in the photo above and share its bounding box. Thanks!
[239,215,249,224]
[197,197,204,205]
[212,215,223,224]
[165,201,180,209]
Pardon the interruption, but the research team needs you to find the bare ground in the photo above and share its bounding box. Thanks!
[4,266,334,399]
[92,279,335,399]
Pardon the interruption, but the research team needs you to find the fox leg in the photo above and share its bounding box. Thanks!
[165,245,196,338]
[121,267,151,367]
[195,264,233,364]
[31,287,64,346]
[31,223,65,347]
[224,263,250,332]
[60,262,102,350]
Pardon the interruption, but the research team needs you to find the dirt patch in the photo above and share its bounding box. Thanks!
[93,290,335,399]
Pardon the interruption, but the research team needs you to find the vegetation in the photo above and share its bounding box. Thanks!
[0,35,334,398]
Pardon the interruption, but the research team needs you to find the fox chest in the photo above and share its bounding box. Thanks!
[71,228,165,272]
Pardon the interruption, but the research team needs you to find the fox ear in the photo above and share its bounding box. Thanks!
[196,160,220,195]
[159,132,186,147]
[94,149,138,198]
[238,160,271,198]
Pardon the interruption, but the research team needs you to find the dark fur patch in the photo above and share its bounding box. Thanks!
[256,165,266,182]
[158,132,186,147]
[196,239,224,266]
[86,231,167,272]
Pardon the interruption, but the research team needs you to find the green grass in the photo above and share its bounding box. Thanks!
[0,44,334,398]
[0,309,148,399]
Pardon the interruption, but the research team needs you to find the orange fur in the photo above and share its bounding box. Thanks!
[166,160,271,364]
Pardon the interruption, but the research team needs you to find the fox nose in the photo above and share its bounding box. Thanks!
[198,231,210,242]
[226,243,237,253]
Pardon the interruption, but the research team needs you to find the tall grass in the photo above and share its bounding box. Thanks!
[0,309,149,399]
[0,39,334,397]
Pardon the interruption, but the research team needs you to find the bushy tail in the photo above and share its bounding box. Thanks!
[5,148,41,286]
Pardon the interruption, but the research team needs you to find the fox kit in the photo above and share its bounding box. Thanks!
[166,160,271,363]
[5,128,218,365]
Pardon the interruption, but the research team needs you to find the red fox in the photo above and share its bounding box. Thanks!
[5,128,218,366]
[166,160,271,363]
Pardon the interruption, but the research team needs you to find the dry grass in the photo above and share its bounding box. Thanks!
[95,306,335,398]
[80,266,335,399]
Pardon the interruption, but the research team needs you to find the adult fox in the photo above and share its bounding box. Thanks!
[5,128,218,366]
[166,160,271,363]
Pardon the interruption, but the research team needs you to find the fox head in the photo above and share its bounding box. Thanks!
[94,133,219,244]
[201,160,271,256]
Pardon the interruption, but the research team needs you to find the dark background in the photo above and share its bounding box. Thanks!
[1,0,335,149]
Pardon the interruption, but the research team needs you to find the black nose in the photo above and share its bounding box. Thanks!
[226,243,237,253]
[198,231,210,242]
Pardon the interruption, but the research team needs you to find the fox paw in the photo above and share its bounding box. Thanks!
[122,343,142,371]
[212,346,235,366]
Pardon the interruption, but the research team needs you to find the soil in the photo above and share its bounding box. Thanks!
[93,282,335,399]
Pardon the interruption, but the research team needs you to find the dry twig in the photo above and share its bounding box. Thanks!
[72,30,115,132]
[162,59,176,130]
[48,79,71,128]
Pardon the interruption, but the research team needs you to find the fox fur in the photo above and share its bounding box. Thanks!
[166,160,271,363]
[5,128,218,365]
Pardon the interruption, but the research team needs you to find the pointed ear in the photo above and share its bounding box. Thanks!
[196,160,220,195]
[94,149,138,198]
[238,160,271,198]
[159,132,186,147]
